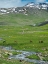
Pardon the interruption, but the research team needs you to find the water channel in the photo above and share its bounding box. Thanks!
[0,46,48,64]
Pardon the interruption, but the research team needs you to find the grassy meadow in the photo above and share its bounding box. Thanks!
[0,10,48,64]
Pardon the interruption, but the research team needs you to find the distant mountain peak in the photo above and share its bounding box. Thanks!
[25,2,35,7]
[0,2,48,15]
[25,2,48,10]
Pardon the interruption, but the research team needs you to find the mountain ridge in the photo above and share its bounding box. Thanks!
[0,2,48,15]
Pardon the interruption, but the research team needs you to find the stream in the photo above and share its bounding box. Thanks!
[0,46,48,64]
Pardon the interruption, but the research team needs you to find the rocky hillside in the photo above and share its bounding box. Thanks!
[25,2,48,9]
[0,2,48,26]
[0,2,48,15]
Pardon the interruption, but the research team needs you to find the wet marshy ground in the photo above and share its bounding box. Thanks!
[0,46,48,64]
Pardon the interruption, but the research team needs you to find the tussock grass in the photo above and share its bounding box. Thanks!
[0,11,48,63]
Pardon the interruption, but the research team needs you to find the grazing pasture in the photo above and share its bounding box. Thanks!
[0,11,48,64]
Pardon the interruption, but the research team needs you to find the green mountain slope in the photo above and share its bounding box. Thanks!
[0,8,48,52]
[0,8,48,26]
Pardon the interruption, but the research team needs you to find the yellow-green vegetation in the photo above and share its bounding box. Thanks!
[26,54,40,60]
[11,51,21,55]
[43,56,48,61]
[41,51,48,61]
[0,48,21,58]
[0,58,33,64]
[0,24,48,52]
[0,49,34,64]
[0,10,48,64]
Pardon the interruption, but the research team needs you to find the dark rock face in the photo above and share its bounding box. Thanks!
[38,21,48,26]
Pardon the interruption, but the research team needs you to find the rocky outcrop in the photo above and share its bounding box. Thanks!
[0,2,48,15]
[37,21,48,26]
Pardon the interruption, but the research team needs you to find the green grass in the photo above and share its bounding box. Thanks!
[0,58,33,64]
[43,56,48,61]
[0,25,48,52]
[26,54,40,60]
[0,11,48,63]
[11,51,21,55]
